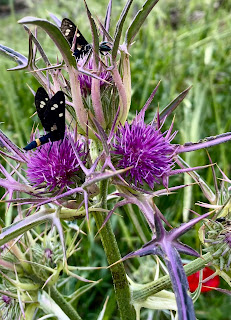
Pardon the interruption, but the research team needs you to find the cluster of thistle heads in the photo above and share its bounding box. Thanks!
[0,1,231,319]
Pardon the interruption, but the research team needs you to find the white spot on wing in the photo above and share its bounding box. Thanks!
[60,101,64,104]
[51,124,57,131]
[65,29,70,36]
[59,113,63,117]
[40,101,46,108]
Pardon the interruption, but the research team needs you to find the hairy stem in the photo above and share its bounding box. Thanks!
[93,179,136,320]
[46,286,82,320]
[132,252,213,302]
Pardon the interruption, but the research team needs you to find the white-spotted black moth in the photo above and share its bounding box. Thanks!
[61,18,111,60]
[24,87,65,151]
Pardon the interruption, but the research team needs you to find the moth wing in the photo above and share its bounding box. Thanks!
[43,91,66,141]
[61,18,90,59]
[34,87,50,127]
[61,18,77,46]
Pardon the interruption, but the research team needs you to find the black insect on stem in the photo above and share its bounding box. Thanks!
[61,18,111,60]
[24,88,65,151]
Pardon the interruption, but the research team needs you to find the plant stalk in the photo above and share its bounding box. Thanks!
[132,252,213,302]
[93,179,136,320]
[46,286,82,320]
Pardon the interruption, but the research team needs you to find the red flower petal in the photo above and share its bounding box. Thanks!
[187,266,220,293]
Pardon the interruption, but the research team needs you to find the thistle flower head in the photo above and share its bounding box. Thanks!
[0,294,20,320]
[29,244,57,279]
[112,116,176,189]
[26,135,85,190]
[203,216,231,271]
[78,57,112,97]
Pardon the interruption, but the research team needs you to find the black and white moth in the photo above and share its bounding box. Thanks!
[24,87,65,151]
[61,18,111,60]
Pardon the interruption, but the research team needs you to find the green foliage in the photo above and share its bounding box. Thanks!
[0,0,230,319]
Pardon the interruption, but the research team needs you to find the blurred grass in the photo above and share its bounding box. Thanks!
[0,0,231,319]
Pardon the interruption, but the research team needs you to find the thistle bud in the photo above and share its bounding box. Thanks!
[202,216,231,271]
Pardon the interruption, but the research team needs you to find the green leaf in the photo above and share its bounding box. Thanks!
[83,1,106,127]
[159,86,192,120]
[177,156,216,203]
[39,291,71,320]
[134,290,177,312]
[0,44,28,70]
[0,209,54,246]
[96,17,113,43]
[84,0,100,60]
[104,0,112,33]
[68,280,101,304]
[24,25,51,66]
[112,0,133,61]
[125,0,159,47]
[18,16,76,68]
[0,33,49,87]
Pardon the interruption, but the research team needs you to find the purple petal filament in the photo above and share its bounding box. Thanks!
[26,136,84,190]
[112,118,175,189]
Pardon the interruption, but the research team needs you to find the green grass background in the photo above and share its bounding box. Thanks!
[0,0,231,319]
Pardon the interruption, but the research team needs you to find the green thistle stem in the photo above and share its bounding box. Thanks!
[46,286,82,320]
[132,252,213,302]
[93,179,136,320]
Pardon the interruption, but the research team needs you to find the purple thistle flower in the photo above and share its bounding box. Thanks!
[78,57,112,97]
[112,116,176,189]
[26,135,85,191]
